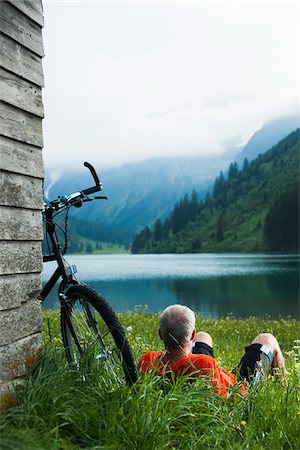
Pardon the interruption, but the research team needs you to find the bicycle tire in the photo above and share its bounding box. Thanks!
[60,284,137,385]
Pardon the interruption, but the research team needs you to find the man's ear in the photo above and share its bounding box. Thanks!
[191,329,196,341]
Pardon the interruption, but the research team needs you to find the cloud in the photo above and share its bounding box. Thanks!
[42,1,298,169]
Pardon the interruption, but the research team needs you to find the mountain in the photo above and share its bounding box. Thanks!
[235,115,299,167]
[132,129,300,253]
[45,154,235,243]
[45,116,299,247]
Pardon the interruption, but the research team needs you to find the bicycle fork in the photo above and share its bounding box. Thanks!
[59,293,83,355]
[60,293,110,359]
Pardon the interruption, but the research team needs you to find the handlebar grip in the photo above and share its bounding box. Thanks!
[81,185,101,195]
[84,161,100,186]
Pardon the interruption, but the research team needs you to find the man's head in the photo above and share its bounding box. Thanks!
[159,304,196,349]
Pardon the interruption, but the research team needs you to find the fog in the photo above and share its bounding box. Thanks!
[42,1,297,170]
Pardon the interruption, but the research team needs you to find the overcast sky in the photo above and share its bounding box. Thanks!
[42,0,298,170]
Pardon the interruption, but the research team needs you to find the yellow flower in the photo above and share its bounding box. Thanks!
[240,420,247,426]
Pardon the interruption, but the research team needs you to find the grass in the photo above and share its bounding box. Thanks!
[71,238,129,255]
[1,312,299,449]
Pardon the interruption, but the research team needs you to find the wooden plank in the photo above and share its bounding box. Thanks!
[0,273,41,311]
[0,67,44,117]
[5,0,44,27]
[0,333,41,382]
[0,32,44,87]
[0,136,44,179]
[0,171,44,210]
[0,101,43,147]
[0,206,43,240]
[0,299,41,346]
[0,1,44,57]
[0,241,43,275]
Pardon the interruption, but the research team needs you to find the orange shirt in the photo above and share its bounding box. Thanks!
[138,351,247,397]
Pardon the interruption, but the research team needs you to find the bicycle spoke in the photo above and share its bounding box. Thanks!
[66,299,121,364]
[61,285,137,385]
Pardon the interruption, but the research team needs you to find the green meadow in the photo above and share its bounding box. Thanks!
[1,312,299,450]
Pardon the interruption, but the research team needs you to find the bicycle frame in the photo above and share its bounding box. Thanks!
[39,161,117,360]
[40,206,85,353]
[40,206,77,303]
[41,160,103,304]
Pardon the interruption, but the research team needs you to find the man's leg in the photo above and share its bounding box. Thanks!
[236,332,286,382]
[194,332,213,347]
[251,333,286,375]
[192,332,214,358]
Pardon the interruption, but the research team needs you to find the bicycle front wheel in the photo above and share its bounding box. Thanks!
[60,284,137,385]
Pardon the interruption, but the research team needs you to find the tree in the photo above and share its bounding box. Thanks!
[85,242,93,254]
[171,202,182,233]
[190,189,199,221]
[154,218,163,241]
[264,183,299,252]
[228,162,238,180]
[96,242,102,250]
[213,171,225,197]
[216,211,226,242]
[242,158,250,172]
[131,226,153,253]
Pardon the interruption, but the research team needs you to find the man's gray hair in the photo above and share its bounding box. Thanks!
[159,304,195,349]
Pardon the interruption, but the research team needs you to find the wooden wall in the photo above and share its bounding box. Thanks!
[0,0,45,409]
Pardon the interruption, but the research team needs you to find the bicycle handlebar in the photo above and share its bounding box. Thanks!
[81,161,102,195]
[84,161,100,185]
[45,162,107,212]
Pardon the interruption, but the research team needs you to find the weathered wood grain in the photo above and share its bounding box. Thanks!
[0,1,44,56]
[0,67,44,117]
[0,206,43,240]
[0,171,44,209]
[6,0,44,27]
[0,333,41,382]
[0,32,44,87]
[0,273,41,311]
[0,101,43,147]
[0,136,44,178]
[0,0,45,395]
[0,241,43,275]
[0,299,41,346]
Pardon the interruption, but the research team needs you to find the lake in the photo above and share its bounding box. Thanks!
[42,254,299,319]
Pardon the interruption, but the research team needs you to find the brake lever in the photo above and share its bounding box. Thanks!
[95,196,109,200]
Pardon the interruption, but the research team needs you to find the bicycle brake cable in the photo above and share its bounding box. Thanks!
[63,206,70,255]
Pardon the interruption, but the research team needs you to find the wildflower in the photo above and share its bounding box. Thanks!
[240,420,247,426]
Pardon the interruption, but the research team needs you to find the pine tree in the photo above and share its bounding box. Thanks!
[243,158,250,172]
[154,219,163,241]
[228,162,238,180]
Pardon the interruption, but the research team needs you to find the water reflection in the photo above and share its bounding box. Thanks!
[42,254,299,319]
[170,273,298,318]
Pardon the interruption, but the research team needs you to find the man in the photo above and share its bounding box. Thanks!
[138,304,286,397]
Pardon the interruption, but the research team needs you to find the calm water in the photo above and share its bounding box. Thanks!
[42,254,299,319]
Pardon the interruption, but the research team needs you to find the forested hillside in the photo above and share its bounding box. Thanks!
[44,116,298,251]
[45,156,221,245]
[132,130,300,254]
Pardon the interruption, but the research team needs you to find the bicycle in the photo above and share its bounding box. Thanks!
[40,161,137,385]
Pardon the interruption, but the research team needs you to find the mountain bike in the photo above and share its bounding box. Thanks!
[40,162,137,385]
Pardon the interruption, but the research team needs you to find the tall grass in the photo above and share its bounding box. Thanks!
[1,312,299,449]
